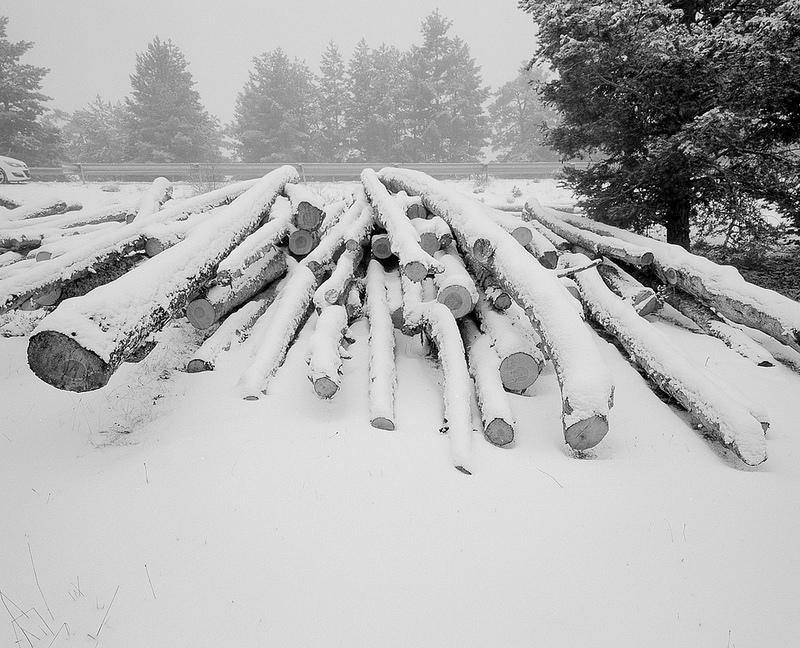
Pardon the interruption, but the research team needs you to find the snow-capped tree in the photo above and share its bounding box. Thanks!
[488,64,560,162]
[232,48,316,162]
[0,16,63,165]
[520,0,800,249]
[64,97,128,162]
[125,37,220,162]
[313,42,348,161]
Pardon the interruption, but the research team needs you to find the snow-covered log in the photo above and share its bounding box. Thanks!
[485,283,512,311]
[365,260,396,429]
[562,252,767,466]
[526,219,571,251]
[0,202,135,231]
[402,275,473,473]
[410,216,452,256]
[285,183,324,230]
[553,257,602,278]
[345,280,364,322]
[385,269,405,329]
[395,190,428,219]
[433,248,478,319]
[461,317,515,446]
[186,246,287,330]
[524,196,654,267]
[0,194,22,210]
[10,199,71,221]
[215,195,292,284]
[314,247,360,310]
[474,295,544,394]
[487,209,533,247]
[361,168,442,281]
[664,288,775,367]
[186,279,285,373]
[27,166,298,392]
[287,226,319,256]
[128,177,172,223]
[553,210,800,352]
[597,259,660,316]
[370,233,393,260]
[319,198,350,234]
[379,167,614,450]
[0,250,24,268]
[0,220,125,254]
[307,305,350,399]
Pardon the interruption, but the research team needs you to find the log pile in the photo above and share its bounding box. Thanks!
[5,166,792,472]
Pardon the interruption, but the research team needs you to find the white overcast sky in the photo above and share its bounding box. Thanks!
[4,0,538,122]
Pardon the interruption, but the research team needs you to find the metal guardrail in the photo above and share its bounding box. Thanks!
[37,161,573,182]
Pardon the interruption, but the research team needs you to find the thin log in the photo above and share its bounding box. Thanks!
[27,166,298,392]
[0,251,25,268]
[562,252,766,466]
[461,317,515,446]
[384,269,405,329]
[319,198,350,235]
[128,177,172,223]
[307,305,350,399]
[10,199,69,221]
[314,247,360,310]
[433,248,478,319]
[597,259,660,316]
[285,183,325,230]
[526,219,571,251]
[366,260,397,429]
[0,194,22,210]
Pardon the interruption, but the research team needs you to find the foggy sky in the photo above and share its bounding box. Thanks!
[4,0,537,123]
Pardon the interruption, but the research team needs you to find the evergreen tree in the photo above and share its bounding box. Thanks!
[0,16,63,165]
[125,36,219,162]
[403,11,489,162]
[232,48,316,162]
[520,0,800,249]
[64,97,128,162]
[313,41,348,161]
[488,64,560,162]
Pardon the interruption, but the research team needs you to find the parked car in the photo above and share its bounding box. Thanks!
[0,155,31,183]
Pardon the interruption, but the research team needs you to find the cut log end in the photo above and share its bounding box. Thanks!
[472,238,494,263]
[296,203,324,230]
[487,290,512,311]
[418,232,439,256]
[499,352,541,393]
[313,377,340,399]
[186,358,213,373]
[511,227,533,247]
[390,307,404,330]
[635,294,661,317]
[564,414,609,451]
[288,229,319,257]
[484,418,514,447]
[370,416,395,431]
[144,237,169,257]
[35,287,62,307]
[437,285,474,319]
[371,234,393,260]
[185,298,217,330]
[406,203,427,220]
[35,251,52,262]
[539,250,558,270]
[28,330,112,392]
[403,261,428,283]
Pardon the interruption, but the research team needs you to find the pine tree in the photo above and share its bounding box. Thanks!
[125,36,220,162]
[488,64,560,162]
[0,16,63,165]
[232,48,316,162]
[64,97,128,162]
[520,0,800,249]
[403,11,489,162]
[313,42,348,161]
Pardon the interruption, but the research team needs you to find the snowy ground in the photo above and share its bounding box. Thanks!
[1,179,799,647]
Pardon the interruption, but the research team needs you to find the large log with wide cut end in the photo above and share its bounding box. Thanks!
[128,177,172,223]
[186,246,287,329]
[379,167,615,451]
[461,317,515,446]
[27,166,299,392]
[361,168,442,282]
[433,248,478,319]
[562,252,767,466]
[285,183,325,230]
[366,260,397,430]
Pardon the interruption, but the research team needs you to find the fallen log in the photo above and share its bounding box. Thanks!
[395,190,428,219]
[288,226,319,257]
[307,305,350,399]
[410,219,440,256]
[663,288,775,367]
[0,201,135,231]
[524,195,654,267]
[186,246,287,330]
[562,252,767,466]
[10,199,70,221]
[128,177,172,223]
[402,275,472,474]
[27,166,298,392]
[474,294,544,394]
[379,167,614,450]
[285,182,324,230]
[461,317,515,446]
[344,279,364,322]
[526,219,571,251]
[366,260,397,429]
[0,194,22,210]
[433,248,478,319]
[314,247,360,309]
[384,269,405,329]
[597,259,660,316]
[319,198,350,234]
[487,209,533,247]
[0,250,24,268]
[361,168,442,282]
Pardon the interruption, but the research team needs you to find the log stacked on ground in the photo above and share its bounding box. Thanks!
[379,167,615,451]
[129,177,172,223]
[26,165,299,392]
[366,260,397,429]
[0,194,22,210]
[285,183,325,230]
[433,248,478,319]
[597,259,660,316]
[307,305,350,398]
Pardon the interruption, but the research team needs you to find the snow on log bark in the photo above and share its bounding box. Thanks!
[487,209,533,247]
[307,305,349,399]
[433,248,478,319]
[314,247,360,310]
[402,275,473,473]
[128,177,172,223]
[27,166,298,392]
[0,194,22,210]
[285,183,325,230]
[524,195,654,267]
[366,260,397,429]
[0,250,24,268]
[461,317,515,446]
[0,202,135,231]
[597,259,660,316]
[379,167,614,450]
[361,168,442,281]
[186,246,287,330]
[10,199,70,221]
[664,288,776,367]
[319,198,350,235]
[385,269,405,329]
[395,191,428,219]
[525,219,571,251]
[562,252,767,466]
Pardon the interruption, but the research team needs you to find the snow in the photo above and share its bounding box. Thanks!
[3,179,800,647]
[133,177,172,222]
[319,197,351,234]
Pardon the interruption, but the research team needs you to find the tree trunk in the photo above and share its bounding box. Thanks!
[666,196,691,251]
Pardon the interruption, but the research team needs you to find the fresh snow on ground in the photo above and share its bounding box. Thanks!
[1,179,799,647]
